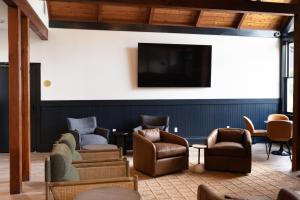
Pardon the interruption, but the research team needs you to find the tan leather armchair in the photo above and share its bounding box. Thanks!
[266,120,293,160]
[133,129,189,177]
[205,128,252,173]
[243,116,267,153]
[267,114,289,121]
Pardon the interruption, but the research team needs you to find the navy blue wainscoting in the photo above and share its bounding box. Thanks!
[38,99,279,152]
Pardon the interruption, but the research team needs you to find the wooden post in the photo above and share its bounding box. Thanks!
[293,14,300,171]
[8,6,23,194]
[21,15,30,182]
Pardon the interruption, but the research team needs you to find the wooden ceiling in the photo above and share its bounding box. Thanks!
[47,0,297,31]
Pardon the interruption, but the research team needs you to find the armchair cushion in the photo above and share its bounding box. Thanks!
[217,128,244,143]
[154,142,187,159]
[67,116,97,135]
[138,128,161,143]
[59,133,83,161]
[206,142,246,157]
[81,134,108,146]
[50,144,80,182]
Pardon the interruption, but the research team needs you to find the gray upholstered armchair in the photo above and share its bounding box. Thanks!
[67,116,110,149]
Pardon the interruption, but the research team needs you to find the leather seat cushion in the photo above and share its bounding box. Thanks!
[154,142,186,159]
[206,142,246,157]
[253,129,267,137]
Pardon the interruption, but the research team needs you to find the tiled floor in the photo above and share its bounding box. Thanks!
[0,143,299,200]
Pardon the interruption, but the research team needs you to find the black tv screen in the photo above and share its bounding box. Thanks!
[138,43,212,87]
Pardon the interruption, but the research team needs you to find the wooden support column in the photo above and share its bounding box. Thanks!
[21,15,30,182]
[293,14,300,171]
[8,6,23,194]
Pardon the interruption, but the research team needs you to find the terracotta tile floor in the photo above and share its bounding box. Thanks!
[0,143,299,200]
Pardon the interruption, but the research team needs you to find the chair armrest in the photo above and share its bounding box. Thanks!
[243,130,252,155]
[49,176,138,200]
[94,127,110,141]
[160,131,189,148]
[78,148,122,161]
[74,158,130,179]
[197,184,224,200]
[133,126,143,132]
[69,130,81,150]
[206,129,218,148]
[133,132,156,170]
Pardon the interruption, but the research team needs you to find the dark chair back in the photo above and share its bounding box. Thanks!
[140,115,170,131]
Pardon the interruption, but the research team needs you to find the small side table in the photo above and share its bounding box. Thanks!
[192,144,207,164]
[114,131,128,155]
[191,144,207,173]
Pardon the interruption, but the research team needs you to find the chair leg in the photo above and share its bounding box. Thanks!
[267,142,272,160]
[286,142,292,161]
[265,142,268,155]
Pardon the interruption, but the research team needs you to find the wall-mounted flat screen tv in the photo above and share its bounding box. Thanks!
[138,43,212,87]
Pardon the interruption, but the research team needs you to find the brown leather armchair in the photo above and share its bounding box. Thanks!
[204,128,252,173]
[197,184,300,200]
[133,128,189,177]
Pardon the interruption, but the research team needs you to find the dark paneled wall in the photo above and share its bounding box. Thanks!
[37,99,279,152]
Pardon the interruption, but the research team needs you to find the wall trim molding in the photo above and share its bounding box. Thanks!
[41,98,280,106]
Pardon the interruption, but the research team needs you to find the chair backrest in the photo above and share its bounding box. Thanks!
[58,133,82,161]
[267,121,293,141]
[267,114,289,121]
[140,115,170,131]
[243,116,255,134]
[217,128,245,144]
[49,143,80,182]
[277,188,300,200]
[67,116,97,134]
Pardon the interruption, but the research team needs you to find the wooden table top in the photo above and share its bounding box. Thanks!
[82,144,118,150]
[192,144,207,149]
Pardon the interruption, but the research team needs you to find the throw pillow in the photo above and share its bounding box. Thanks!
[138,128,161,143]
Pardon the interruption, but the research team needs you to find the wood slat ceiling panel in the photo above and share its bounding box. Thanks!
[152,8,198,26]
[48,2,98,22]
[197,11,241,28]
[101,5,148,23]
[240,13,285,30]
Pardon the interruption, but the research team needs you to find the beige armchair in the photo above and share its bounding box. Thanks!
[267,120,293,160]
[205,128,252,173]
[243,116,267,153]
[267,114,289,121]
[133,128,189,177]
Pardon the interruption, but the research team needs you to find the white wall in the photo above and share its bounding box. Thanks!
[0,28,280,100]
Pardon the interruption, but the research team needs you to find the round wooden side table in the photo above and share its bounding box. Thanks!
[192,144,207,164]
[191,144,207,173]
[74,187,141,200]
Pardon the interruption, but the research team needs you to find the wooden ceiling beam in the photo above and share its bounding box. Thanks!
[237,13,247,29]
[148,8,155,24]
[46,0,299,15]
[3,0,48,40]
[195,10,203,27]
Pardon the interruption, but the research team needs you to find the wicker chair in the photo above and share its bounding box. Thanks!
[45,143,133,200]
[59,133,123,162]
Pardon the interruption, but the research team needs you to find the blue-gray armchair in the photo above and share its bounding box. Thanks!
[67,116,110,149]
